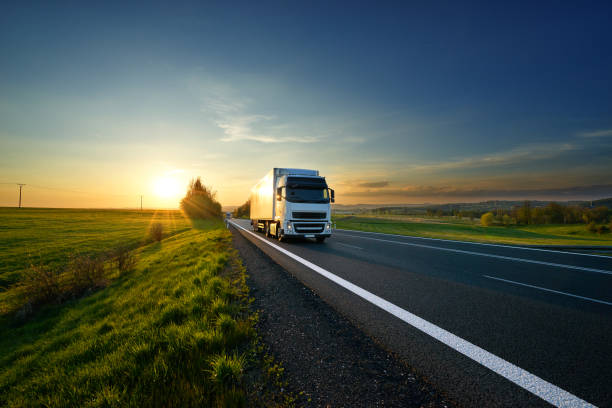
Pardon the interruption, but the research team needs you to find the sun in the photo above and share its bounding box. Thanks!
[153,177,181,198]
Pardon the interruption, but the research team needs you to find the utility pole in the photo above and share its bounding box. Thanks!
[17,184,25,208]
[140,195,143,211]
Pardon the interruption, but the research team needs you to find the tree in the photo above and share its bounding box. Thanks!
[517,201,532,225]
[180,177,222,219]
[481,212,494,227]
[233,199,251,219]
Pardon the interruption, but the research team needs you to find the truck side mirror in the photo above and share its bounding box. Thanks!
[276,187,282,201]
[330,189,335,203]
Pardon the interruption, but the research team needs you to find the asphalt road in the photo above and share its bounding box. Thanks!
[229,219,612,407]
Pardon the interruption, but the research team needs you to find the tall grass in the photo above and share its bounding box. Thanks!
[0,223,257,407]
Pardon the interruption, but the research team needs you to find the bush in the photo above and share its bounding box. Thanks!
[597,225,610,234]
[149,222,163,242]
[17,263,62,306]
[480,212,494,227]
[112,246,136,274]
[67,255,107,293]
[180,177,222,219]
[587,222,598,233]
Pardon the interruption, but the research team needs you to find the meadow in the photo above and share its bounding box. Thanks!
[0,209,278,407]
[0,208,191,289]
[333,214,612,247]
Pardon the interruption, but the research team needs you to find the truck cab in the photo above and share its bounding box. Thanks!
[250,168,334,243]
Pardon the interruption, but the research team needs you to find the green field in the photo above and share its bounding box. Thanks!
[0,208,191,289]
[0,210,266,407]
[334,215,612,247]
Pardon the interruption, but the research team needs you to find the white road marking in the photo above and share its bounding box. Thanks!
[335,228,612,259]
[483,275,612,306]
[335,242,364,250]
[230,220,595,408]
[337,232,612,276]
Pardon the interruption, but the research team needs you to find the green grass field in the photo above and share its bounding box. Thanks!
[334,215,612,247]
[0,208,191,289]
[0,212,264,407]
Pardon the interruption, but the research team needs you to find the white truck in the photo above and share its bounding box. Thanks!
[250,168,334,242]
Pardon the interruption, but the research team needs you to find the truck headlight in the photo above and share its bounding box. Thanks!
[326,222,331,230]
[287,222,292,230]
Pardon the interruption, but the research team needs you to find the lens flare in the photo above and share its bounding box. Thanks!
[153,177,180,198]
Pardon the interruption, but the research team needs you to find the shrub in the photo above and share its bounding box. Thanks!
[502,214,512,226]
[480,212,494,227]
[112,246,136,274]
[149,222,163,242]
[17,263,62,306]
[180,177,222,219]
[587,222,598,233]
[597,225,610,234]
[67,254,107,293]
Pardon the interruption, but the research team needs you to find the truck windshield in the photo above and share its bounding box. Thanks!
[286,187,329,203]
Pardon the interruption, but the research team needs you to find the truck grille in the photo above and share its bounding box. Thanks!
[292,212,326,219]
[294,223,325,233]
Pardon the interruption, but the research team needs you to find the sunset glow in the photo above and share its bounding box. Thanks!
[153,177,181,199]
[1,3,611,208]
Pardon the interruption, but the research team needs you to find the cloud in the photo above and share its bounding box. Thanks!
[214,115,319,143]
[407,142,577,173]
[343,183,612,200]
[357,181,389,188]
[578,129,612,138]
[343,136,366,144]
[200,82,321,144]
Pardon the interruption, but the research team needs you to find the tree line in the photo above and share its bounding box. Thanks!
[479,201,611,232]
[232,199,250,219]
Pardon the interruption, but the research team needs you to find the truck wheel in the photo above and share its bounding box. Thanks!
[265,222,271,237]
[277,225,284,241]
[316,237,326,243]
[252,220,258,232]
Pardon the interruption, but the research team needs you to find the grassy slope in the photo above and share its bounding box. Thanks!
[0,219,256,407]
[334,215,612,246]
[0,208,191,288]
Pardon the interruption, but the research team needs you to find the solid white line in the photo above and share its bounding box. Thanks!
[229,220,595,408]
[335,228,612,259]
[337,232,612,276]
[483,275,612,306]
[335,242,364,250]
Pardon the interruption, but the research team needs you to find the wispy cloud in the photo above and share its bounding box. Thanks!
[578,129,612,138]
[200,82,321,144]
[343,184,612,200]
[357,181,389,188]
[216,114,319,143]
[407,142,576,173]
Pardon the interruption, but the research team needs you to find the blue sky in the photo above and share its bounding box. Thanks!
[1,1,611,207]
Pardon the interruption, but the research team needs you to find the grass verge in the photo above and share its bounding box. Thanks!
[0,220,265,407]
[0,208,191,289]
[334,215,612,246]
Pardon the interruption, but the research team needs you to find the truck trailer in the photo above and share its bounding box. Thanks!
[250,168,334,242]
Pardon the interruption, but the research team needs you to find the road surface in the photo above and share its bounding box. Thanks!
[229,219,612,407]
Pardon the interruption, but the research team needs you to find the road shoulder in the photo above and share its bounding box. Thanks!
[232,226,452,407]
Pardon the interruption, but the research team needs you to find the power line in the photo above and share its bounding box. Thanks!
[1,182,134,198]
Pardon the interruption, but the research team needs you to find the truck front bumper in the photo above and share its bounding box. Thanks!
[283,220,332,237]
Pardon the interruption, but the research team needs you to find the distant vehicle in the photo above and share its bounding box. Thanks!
[250,168,334,242]
[225,212,232,219]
